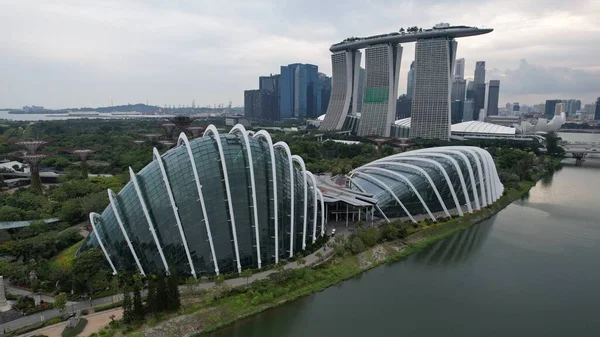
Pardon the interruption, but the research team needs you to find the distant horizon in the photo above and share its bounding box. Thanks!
[1,1,598,108]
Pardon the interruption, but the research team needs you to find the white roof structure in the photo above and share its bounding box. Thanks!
[394,117,412,128]
[452,121,516,135]
[394,118,516,136]
[317,114,326,121]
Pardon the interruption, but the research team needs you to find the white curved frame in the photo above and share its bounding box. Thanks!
[368,161,451,217]
[458,147,491,205]
[152,147,199,277]
[108,188,146,276]
[390,152,474,213]
[273,142,295,257]
[129,167,170,273]
[316,189,325,236]
[230,124,262,269]
[89,212,118,275]
[350,177,391,223]
[483,150,504,199]
[203,125,242,273]
[351,172,416,223]
[387,156,463,216]
[306,171,319,243]
[476,148,495,201]
[428,149,480,210]
[291,155,308,250]
[452,149,487,207]
[357,166,436,221]
[254,131,279,263]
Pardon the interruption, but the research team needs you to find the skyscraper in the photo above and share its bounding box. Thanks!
[407,61,415,99]
[320,51,362,130]
[474,61,486,84]
[474,82,486,120]
[259,74,280,120]
[544,100,562,118]
[316,73,332,116]
[555,102,566,115]
[396,95,412,119]
[244,90,278,120]
[485,80,500,116]
[259,74,279,92]
[279,63,318,119]
[595,97,600,120]
[462,100,475,121]
[565,99,581,117]
[409,37,457,140]
[451,79,466,101]
[454,58,465,80]
[356,67,366,112]
[451,100,463,123]
[466,81,475,100]
[358,43,403,137]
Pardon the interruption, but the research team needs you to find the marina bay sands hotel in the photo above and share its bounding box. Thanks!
[319,24,492,140]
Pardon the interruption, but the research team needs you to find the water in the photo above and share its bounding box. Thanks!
[559,131,600,143]
[208,148,600,336]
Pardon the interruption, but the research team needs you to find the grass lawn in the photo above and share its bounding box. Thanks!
[49,239,85,272]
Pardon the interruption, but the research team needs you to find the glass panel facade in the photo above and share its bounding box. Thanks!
[81,129,315,277]
[161,146,213,276]
[137,161,191,275]
[114,184,163,274]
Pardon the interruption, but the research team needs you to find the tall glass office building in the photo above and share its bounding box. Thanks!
[81,125,325,277]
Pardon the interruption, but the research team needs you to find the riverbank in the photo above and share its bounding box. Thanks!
[127,161,560,337]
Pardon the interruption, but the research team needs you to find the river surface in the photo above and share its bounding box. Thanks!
[209,135,600,337]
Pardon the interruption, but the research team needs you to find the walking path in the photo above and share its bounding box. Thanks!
[0,239,333,333]
[19,309,123,337]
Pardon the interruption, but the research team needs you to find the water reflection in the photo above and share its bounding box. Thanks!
[414,219,493,266]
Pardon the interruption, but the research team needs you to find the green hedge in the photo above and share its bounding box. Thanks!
[94,301,122,313]
[61,318,87,337]
[1,316,66,337]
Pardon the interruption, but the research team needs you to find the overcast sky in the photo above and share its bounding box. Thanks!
[1,0,599,109]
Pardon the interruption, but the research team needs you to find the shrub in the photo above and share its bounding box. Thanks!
[94,301,122,312]
[349,237,365,254]
[81,309,89,315]
[61,318,88,337]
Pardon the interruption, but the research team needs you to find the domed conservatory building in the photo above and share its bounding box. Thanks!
[82,125,325,278]
[82,124,504,278]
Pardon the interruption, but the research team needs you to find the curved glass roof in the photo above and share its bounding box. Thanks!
[393,118,516,135]
[81,124,324,277]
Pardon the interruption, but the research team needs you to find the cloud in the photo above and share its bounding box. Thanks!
[489,59,600,96]
[0,0,598,108]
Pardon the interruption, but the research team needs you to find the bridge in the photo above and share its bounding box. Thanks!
[560,142,600,161]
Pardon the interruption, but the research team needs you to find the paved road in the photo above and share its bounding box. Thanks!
[0,240,332,334]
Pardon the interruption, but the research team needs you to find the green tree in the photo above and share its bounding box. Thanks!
[166,271,180,311]
[155,272,167,312]
[240,269,253,285]
[214,275,225,286]
[122,289,133,324]
[349,237,366,254]
[146,277,157,315]
[55,292,67,315]
[358,227,380,247]
[71,249,109,293]
[545,132,565,156]
[132,284,144,322]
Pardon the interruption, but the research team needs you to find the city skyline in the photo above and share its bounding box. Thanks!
[1,0,599,108]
